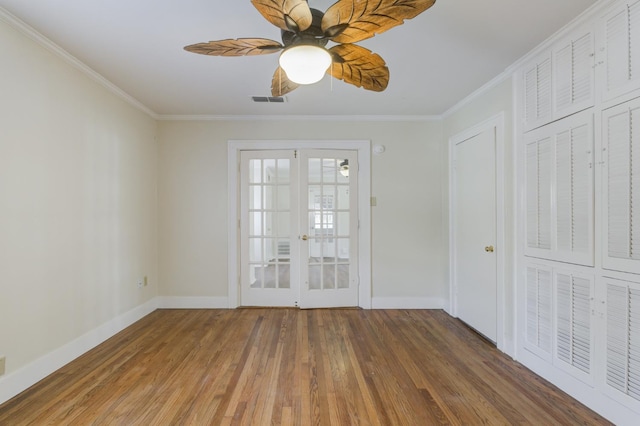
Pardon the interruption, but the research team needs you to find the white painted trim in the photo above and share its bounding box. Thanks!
[0,6,158,119]
[442,0,618,120]
[518,349,639,426]
[449,112,507,351]
[227,140,372,309]
[0,299,158,406]
[371,297,445,309]
[157,114,441,122]
[156,297,229,309]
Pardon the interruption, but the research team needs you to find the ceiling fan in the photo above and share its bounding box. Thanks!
[184,0,436,97]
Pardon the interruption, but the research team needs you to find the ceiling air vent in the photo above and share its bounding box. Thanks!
[252,96,286,103]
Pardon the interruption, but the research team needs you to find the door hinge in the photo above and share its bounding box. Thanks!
[294,150,298,159]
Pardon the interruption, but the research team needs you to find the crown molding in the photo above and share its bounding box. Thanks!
[157,114,442,122]
[442,0,617,119]
[0,7,159,120]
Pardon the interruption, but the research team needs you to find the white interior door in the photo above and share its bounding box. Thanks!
[239,149,358,308]
[299,150,359,308]
[454,128,498,342]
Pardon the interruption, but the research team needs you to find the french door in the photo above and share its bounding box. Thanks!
[240,149,359,308]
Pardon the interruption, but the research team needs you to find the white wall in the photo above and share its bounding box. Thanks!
[158,119,446,306]
[441,78,516,347]
[0,17,158,382]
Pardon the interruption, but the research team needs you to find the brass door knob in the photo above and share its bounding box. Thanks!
[301,235,309,241]
[485,245,494,253]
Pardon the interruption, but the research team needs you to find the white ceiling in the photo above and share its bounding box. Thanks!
[0,0,598,117]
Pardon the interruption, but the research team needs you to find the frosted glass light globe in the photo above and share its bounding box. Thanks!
[279,45,332,85]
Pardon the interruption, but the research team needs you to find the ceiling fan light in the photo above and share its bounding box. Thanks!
[339,159,349,177]
[279,45,331,85]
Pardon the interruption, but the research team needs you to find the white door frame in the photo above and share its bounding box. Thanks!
[449,112,506,351]
[228,140,372,309]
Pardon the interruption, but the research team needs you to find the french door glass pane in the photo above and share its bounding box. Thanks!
[323,158,336,183]
[248,158,291,289]
[306,155,351,292]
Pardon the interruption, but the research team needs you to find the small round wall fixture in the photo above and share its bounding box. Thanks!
[373,145,386,155]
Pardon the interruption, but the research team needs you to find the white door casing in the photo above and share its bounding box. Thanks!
[228,140,372,309]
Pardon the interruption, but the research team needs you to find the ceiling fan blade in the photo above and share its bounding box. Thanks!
[328,44,389,92]
[251,0,313,33]
[322,0,436,43]
[272,66,300,96]
[184,38,283,56]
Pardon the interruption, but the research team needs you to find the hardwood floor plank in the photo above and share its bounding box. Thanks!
[0,309,612,425]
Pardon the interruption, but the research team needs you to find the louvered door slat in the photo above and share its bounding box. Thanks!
[571,124,591,255]
[629,1,640,82]
[605,279,640,404]
[538,59,553,122]
[603,1,640,101]
[525,67,538,125]
[572,33,593,105]
[526,264,553,359]
[631,108,640,260]
[555,45,573,112]
[554,271,592,381]
[538,138,552,250]
[605,7,630,94]
[556,130,572,252]
[607,110,632,260]
[526,142,540,249]
[524,54,553,131]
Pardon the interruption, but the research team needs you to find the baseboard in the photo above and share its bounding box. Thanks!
[156,296,229,309]
[371,297,446,309]
[0,298,158,406]
[518,348,640,425]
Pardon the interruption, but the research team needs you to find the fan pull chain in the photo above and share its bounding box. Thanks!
[330,66,333,92]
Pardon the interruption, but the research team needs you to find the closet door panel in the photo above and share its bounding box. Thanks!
[524,111,594,266]
[525,262,554,361]
[524,54,553,131]
[603,98,640,273]
[554,269,594,385]
[603,0,640,102]
[553,28,595,119]
[525,135,552,257]
[602,276,640,412]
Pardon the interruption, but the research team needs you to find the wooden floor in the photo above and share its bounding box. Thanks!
[0,309,610,425]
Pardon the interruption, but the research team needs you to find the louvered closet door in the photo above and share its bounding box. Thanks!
[553,28,595,119]
[603,0,640,102]
[525,262,553,361]
[603,98,640,274]
[524,110,594,265]
[603,277,640,411]
[554,113,594,265]
[524,54,553,131]
[554,269,594,385]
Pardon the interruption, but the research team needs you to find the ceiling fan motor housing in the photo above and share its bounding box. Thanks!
[281,8,328,48]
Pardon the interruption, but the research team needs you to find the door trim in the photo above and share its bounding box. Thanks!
[228,140,372,309]
[448,112,506,351]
